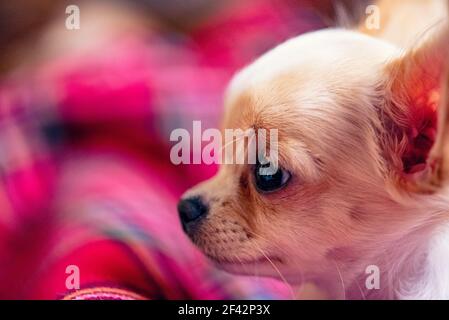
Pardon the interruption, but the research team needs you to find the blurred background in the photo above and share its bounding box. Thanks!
[0,0,367,299]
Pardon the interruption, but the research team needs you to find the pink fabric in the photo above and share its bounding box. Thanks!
[0,0,323,299]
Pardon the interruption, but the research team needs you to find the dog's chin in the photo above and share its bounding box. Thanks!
[207,253,310,285]
[206,254,288,277]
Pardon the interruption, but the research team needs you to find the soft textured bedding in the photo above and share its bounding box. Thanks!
[0,0,322,299]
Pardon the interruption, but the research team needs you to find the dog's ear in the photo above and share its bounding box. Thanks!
[381,23,449,192]
[430,69,449,189]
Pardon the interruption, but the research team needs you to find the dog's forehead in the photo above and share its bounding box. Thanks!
[223,29,398,132]
[226,29,398,110]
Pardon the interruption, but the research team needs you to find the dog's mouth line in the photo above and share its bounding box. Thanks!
[206,253,283,265]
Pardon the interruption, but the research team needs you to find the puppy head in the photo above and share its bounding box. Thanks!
[178,28,449,288]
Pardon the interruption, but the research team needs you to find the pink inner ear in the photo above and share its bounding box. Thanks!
[389,24,449,176]
[402,90,439,174]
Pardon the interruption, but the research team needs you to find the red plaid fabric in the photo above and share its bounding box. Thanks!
[0,0,322,299]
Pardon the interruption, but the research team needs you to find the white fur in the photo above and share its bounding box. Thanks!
[398,221,449,299]
[227,29,398,102]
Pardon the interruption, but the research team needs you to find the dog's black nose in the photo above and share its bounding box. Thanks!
[178,196,208,229]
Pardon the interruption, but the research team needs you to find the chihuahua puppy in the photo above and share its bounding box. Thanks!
[178,0,449,299]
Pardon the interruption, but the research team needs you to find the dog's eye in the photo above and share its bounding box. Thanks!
[254,162,291,193]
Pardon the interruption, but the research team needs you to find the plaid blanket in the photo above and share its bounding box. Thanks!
[0,0,322,299]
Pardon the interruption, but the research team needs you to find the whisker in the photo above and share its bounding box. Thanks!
[332,259,346,300]
[219,133,257,164]
[219,135,245,152]
[354,277,366,300]
[256,247,296,299]
[246,229,309,298]
[246,229,290,257]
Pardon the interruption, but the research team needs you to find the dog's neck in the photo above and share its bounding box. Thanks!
[342,193,449,299]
